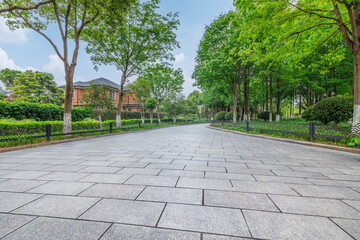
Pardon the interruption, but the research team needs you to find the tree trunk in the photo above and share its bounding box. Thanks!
[265,77,269,112]
[173,108,176,123]
[63,67,74,133]
[116,71,127,128]
[150,112,153,124]
[353,50,360,127]
[299,87,302,116]
[269,76,273,122]
[307,85,311,107]
[211,101,214,120]
[276,78,281,121]
[98,115,102,129]
[157,103,161,123]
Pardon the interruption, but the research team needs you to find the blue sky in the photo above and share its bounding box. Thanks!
[0,0,234,95]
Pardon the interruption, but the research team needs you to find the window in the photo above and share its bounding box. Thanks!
[110,91,115,98]
[72,90,75,98]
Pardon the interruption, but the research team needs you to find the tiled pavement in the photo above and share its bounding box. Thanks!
[0,124,360,239]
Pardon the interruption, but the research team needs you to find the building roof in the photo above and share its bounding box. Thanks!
[59,77,120,89]
[0,89,10,95]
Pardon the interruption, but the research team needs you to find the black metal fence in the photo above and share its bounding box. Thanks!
[0,120,197,143]
[210,120,358,142]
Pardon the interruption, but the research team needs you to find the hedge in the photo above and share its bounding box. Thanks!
[225,111,240,120]
[302,96,353,124]
[258,111,275,122]
[215,111,227,120]
[98,110,167,121]
[0,101,91,122]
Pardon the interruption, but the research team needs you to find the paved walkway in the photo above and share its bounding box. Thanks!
[0,124,360,239]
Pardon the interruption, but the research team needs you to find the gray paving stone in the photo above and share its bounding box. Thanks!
[0,170,50,180]
[78,166,121,173]
[117,167,161,175]
[27,181,93,195]
[43,165,87,172]
[289,166,342,174]
[79,173,132,184]
[158,204,250,237]
[308,178,360,188]
[270,195,360,219]
[322,173,360,181]
[0,170,15,176]
[226,167,275,176]
[0,179,47,192]
[0,192,42,212]
[343,199,360,211]
[232,180,298,195]
[272,170,328,179]
[138,158,173,163]
[243,210,353,240]
[138,186,202,204]
[290,184,360,200]
[205,190,278,211]
[331,218,360,240]
[253,175,312,184]
[78,160,115,166]
[184,165,226,173]
[205,172,254,181]
[100,223,200,240]
[79,183,144,199]
[146,163,185,170]
[13,195,99,218]
[177,177,232,191]
[37,172,89,181]
[125,175,178,187]
[172,160,208,166]
[0,214,35,238]
[3,217,110,240]
[246,163,290,171]
[110,161,148,168]
[10,164,52,171]
[159,169,204,178]
[79,199,164,226]
[202,234,248,240]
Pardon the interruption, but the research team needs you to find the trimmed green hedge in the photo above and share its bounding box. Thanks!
[258,111,275,122]
[215,111,227,120]
[225,111,240,120]
[302,96,353,124]
[0,101,91,122]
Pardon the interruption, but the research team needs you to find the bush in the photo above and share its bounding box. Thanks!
[225,111,240,120]
[302,96,353,124]
[97,110,167,121]
[258,111,275,122]
[0,101,91,122]
[215,111,227,120]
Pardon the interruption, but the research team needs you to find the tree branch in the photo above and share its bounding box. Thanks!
[0,0,52,13]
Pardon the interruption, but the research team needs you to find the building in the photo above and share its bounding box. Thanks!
[59,78,141,111]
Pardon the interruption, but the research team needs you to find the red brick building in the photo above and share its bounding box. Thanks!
[59,78,141,111]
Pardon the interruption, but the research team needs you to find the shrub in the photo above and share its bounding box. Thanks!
[225,111,240,120]
[0,101,91,121]
[97,110,167,121]
[258,111,275,122]
[215,111,227,120]
[302,96,353,124]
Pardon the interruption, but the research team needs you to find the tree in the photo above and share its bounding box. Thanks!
[11,70,64,105]
[141,63,184,122]
[81,84,115,128]
[145,97,157,123]
[163,93,185,123]
[128,77,151,124]
[235,0,360,126]
[85,0,179,127]
[0,0,52,13]
[1,0,133,132]
[0,68,21,88]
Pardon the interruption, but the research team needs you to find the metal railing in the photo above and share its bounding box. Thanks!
[210,120,357,142]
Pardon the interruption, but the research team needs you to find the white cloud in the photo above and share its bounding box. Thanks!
[0,48,35,71]
[175,53,185,63]
[0,17,29,43]
[43,54,64,74]
[75,76,86,82]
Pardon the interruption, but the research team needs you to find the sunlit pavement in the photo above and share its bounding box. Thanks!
[0,124,359,239]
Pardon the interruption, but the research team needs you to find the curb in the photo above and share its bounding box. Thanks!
[207,125,360,155]
[0,123,207,153]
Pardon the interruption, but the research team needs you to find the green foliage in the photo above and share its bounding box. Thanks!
[0,93,4,101]
[348,137,360,147]
[258,111,275,122]
[0,101,90,122]
[10,70,64,105]
[0,68,21,88]
[225,111,240,120]
[145,98,157,111]
[302,96,353,124]
[215,111,227,120]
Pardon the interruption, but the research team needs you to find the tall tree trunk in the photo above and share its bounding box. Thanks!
[307,85,311,107]
[243,75,248,121]
[98,115,102,129]
[157,103,161,123]
[276,78,281,121]
[150,111,153,123]
[299,87,302,116]
[353,50,360,126]
[116,71,127,128]
[63,68,73,133]
[269,76,273,122]
[265,77,269,112]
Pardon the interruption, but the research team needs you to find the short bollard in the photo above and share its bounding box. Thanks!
[110,122,113,133]
[139,122,141,128]
[45,124,52,141]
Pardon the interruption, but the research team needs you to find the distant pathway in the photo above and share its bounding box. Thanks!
[0,124,359,239]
